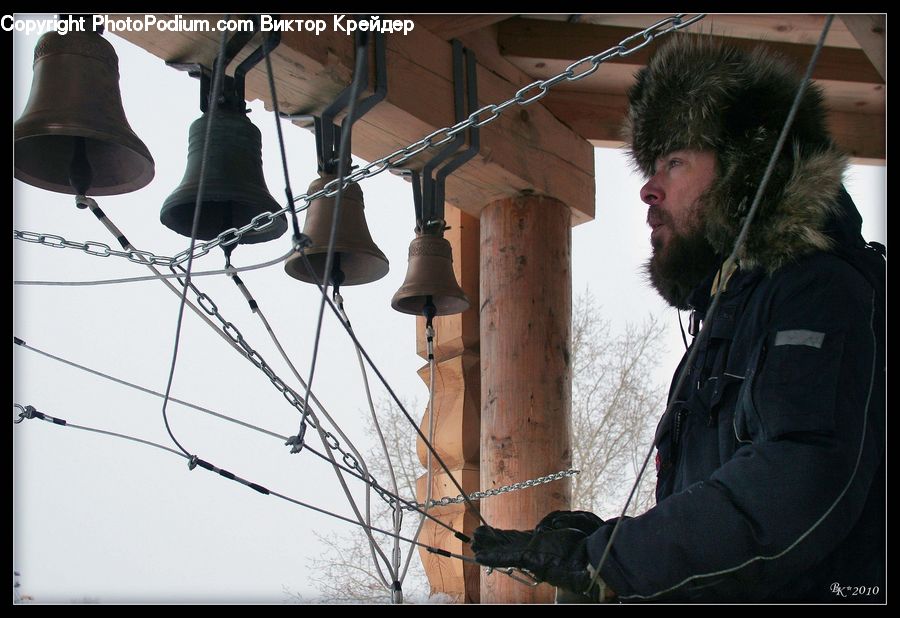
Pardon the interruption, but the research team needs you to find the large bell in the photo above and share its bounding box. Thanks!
[391,230,470,316]
[14,30,155,196]
[161,110,287,244]
[284,174,389,285]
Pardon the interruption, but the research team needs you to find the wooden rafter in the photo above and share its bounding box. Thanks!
[496,17,884,164]
[542,90,886,163]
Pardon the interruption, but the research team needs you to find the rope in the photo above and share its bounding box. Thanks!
[236,278,394,584]
[13,250,292,287]
[336,295,406,586]
[159,28,231,459]
[262,38,302,240]
[84,202,248,359]
[298,253,490,527]
[399,320,437,584]
[13,403,511,584]
[293,40,369,443]
[13,337,467,537]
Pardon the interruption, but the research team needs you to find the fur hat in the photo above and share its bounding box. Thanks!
[624,35,847,273]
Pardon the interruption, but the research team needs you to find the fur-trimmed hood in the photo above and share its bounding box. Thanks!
[624,35,850,274]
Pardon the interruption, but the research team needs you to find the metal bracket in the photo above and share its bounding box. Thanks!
[292,28,386,174]
[401,39,480,230]
[166,15,282,114]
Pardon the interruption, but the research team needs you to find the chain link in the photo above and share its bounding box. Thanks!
[13,14,704,269]
[398,468,580,511]
[160,265,374,481]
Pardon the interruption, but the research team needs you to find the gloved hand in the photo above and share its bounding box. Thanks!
[534,510,605,535]
[473,525,599,599]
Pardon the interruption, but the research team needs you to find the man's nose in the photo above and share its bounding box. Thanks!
[640,178,663,206]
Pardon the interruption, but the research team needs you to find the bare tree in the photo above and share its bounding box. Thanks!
[287,396,434,604]
[570,289,666,517]
[293,290,668,602]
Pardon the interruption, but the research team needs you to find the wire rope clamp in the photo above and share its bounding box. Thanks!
[285,423,307,454]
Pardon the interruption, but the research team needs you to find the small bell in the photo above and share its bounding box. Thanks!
[391,225,470,316]
[14,30,154,196]
[284,174,389,285]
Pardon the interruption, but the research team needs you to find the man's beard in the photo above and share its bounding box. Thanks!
[645,213,720,310]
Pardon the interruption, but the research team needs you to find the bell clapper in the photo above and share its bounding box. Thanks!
[423,295,437,361]
[330,253,346,302]
[69,137,93,208]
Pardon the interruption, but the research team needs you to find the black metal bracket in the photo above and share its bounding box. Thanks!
[167,15,282,115]
[399,39,480,232]
[281,26,386,174]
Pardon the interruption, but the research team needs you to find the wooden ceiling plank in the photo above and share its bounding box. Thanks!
[498,18,884,86]
[543,90,885,164]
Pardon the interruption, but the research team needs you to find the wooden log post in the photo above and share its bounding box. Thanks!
[415,205,481,603]
[479,193,573,603]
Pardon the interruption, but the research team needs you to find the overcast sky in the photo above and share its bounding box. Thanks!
[12,17,885,603]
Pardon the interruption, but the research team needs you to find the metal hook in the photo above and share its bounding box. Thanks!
[14,403,27,424]
[485,566,541,587]
[317,27,387,174]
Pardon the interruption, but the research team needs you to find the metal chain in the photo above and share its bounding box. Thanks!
[162,264,377,482]
[400,468,580,511]
[13,13,705,268]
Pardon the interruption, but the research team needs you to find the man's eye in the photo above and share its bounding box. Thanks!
[668,159,682,169]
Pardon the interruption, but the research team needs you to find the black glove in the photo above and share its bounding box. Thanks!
[534,510,605,535]
[471,526,533,564]
[473,525,599,599]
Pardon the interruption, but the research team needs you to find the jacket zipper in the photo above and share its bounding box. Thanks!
[673,407,687,446]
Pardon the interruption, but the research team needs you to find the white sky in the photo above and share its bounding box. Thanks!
[12,17,886,604]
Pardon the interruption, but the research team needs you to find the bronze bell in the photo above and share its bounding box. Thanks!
[14,30,155,196]
[284,174,389,285]
[391,228,470,316]
[160,110,287,244]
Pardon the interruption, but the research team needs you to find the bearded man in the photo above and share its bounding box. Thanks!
[472,35,885,603]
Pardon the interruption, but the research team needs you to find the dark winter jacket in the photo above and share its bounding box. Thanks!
[585,185,885,602]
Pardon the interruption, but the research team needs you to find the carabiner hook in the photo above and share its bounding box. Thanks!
[485,566,541,587]
[13,403,34,424]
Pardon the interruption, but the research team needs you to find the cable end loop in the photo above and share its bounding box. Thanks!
[285,424,308,454]
[292,233,312,253]
[75,195,97,210]
[14,404,35,424]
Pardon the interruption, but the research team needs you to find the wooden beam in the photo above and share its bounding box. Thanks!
[542,90,885,164]
[542,90,628,149]
[415,15,515,40]
[112,14,595,224]
[498,18,884,86]
[826,110,886,164]
[839,15,886,80]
